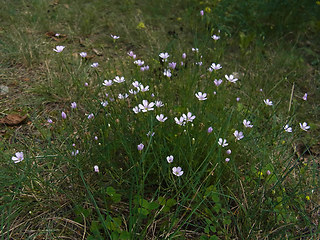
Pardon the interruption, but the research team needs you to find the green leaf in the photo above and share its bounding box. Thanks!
[119,231,131,239]
[149,201,160,210]
[166,198,176,207]
[107,186,116,196]
[158,196,166,205]
[209,235,219,240]
[222,218,231,225]
[112,193,121,203]
[138,207,149,215]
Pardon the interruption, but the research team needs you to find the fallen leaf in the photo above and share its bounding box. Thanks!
[0,114,28,126]
[92,48,103,56]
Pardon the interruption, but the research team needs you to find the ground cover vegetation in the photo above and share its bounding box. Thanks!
[0,0,319,239]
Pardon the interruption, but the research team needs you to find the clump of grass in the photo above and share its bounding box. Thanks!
[1,0,319,239]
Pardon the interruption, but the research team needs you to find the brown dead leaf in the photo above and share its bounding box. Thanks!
[92,48,103,56]
[0,114,28,126]
[45,31,67,42]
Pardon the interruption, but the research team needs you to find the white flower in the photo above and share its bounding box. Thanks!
[103,80,113,86]
[263,99,273,106]
[299,122,310,131]
[195,92,207,101]
[191,48,199,52]
[167,155,174,163]
[164,69,172,77]
[139,84,149,92]
[132,81,141,88]
[234,130,244,141]
[129,89,139,95]
[94,165,99,172]
[118,93,128,99]
[214,79,223,87]
[210,63,222,70]
[174,116,185,126]
[110,34,120,39]
[211,35,220,40]
[243,119,253,128]
[183,112,196,122]
[172,166,183,176]
[302,93,307,101]
[225,158,230,162]
[159,52,169,62]
[12,152,24,163]
[133,106,140,114]
[138,100,155,112]
[79,52,87,58]
[91,62,99,68]
[226,149,232,155]
[218,138,228,147]
[155,101,164,107]
[134,60,144,66]
[53,45,65,53]
[225,74,238,83]
[113,76,125,83]
[101,101,108,107]
[283,124,292,133]
[156,114,168,122]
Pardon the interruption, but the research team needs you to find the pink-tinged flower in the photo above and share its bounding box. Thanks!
[191,48,199,52]
[156,114,167,122]
[302,93,307,101]
[101,101,108,107]
[207,126,213,133]
[12,152,24,163]
[53,45,65,53]
[163,69,172,77]
[134,59,144,66]
[94,165,99,173]
[299,122,310,131]
[225,158,230,162]
[266,170,271,175]
[84,82,88,86]
[234,130,244,141]
[94,136,98,140]
[129,89,139,95]
[159,52,169,62]
[174,116,185,126]
[196,61,203,66]
[110,34,120,40]
[167,155,174,163]
[118,93,129,99]
[103,80,113,86]
[79,52,87,58]
[147,131,155,137]
[138,100,155,112]
[226,149,232,155]
[214,79,223,87]
[218,138,228,147]
[182,53,186,59]
[172,166,184,176]
[210,63,222,70]
[283,124,292,133]
[225,74,238,83]
[211,35,220,41]
[72,150,79,156]
[243,119,253,128]
[183,112,196,122]
[47,118,53,124]
[61,111,67,119]
[132,81,141,88]
[168,62,177,69]
[155,101,164,107]
[236,97,240,102]
[263,99,273,106]
[88,113,94,119]
[140,65,149,71]
[200,10,204,16]
[113,76,125,83]
[71,102,77,109]
[137,143,144,151]
[195,92,207,101]
[128,51,136,59]
[133,106,140,114]
[139,84,149,92]
[91,62,99,68]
